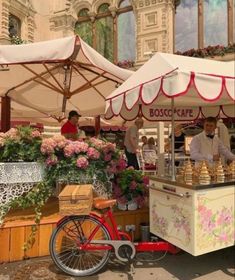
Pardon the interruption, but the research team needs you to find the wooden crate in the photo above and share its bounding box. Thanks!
[59,184,93,215]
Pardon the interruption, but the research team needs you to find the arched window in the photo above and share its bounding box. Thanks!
[204,0,228,46]
[117,0,136,62]
[9,14,21,38]
[75,8,93,46]
[175,0,198,52]
[74,2,136,65]
[95,3,114,61]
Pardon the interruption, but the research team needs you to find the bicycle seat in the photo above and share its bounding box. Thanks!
[93,198,117,209]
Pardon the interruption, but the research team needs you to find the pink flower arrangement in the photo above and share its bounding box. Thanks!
[87,147,100,160]
[31,130,41,138]
[41,135,121,186]
[112,168,149,208]
[76,157,89,169]
[46,154,58,166]
[40,138,57,155]
[0,126,42,162]
[63,143,75,157]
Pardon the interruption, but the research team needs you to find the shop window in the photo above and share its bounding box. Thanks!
[75,8,93,46]
[75,1,136,65]
[9,14,21,38]
[96,3,114,61]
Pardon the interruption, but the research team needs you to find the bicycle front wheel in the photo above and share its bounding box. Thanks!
[50,215,111,277]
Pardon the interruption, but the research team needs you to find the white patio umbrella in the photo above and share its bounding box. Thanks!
[0,35,133,121]
[105,52,235,178]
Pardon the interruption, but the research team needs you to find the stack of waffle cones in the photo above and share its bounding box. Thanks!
[215,158,225,183]
[184,160,193,185]
[199,161,211,185]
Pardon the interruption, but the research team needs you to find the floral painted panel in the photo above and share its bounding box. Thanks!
[151,199,192,246]
[196,195,235,250]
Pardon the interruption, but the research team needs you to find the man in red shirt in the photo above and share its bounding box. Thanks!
[61,110,81,140]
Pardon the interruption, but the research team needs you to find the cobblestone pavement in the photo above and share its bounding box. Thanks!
[0,247,234,280]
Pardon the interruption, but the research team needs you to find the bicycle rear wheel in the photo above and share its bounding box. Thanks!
[50,215,111,277]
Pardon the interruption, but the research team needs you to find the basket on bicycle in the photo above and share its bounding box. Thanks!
[58,184,93,215]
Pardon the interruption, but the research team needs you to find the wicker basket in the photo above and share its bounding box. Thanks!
[58,184,93,215]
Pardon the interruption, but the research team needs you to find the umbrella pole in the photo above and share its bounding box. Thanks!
[171,98,176,181]
[1,96,11,132]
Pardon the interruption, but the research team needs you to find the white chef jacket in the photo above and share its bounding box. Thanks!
[190,131,235,163]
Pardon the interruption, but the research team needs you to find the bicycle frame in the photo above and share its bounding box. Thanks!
[56,208,179,255]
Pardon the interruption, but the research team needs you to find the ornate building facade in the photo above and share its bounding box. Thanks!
[0,0,234,65]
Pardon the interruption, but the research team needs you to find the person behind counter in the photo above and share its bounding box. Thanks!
[61,110,81,141]
[124,118,144,170]
[189,117,235,164]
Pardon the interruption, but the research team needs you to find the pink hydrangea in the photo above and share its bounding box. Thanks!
[73,141,89,154]
[41,138,57,154]
[87,147,100,159]
[31,130,41,138]
[64,143,75,157]
[0,132,6,138]
[104,153,112,162]
[107,164,117,174]
[103,143,116,153]
[46,154,58,166]
[76,157,89,169]
[89,138,104,149]
[117,158,127,171]
[5,128,19,140]
[52,135,67,148]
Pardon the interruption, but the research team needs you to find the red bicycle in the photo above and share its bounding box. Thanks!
[49,197,178,277]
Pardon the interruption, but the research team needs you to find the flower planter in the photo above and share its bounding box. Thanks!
[0,162,44,206]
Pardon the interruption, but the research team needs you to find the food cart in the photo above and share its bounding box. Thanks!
[149,176,234,256]
[105,52,235,255]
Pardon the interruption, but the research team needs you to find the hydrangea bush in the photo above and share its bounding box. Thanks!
[112,163,149,208]
[40,135,120,187]
[0,126,42,162]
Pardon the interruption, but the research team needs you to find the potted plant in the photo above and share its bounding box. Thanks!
[112,167,149,210]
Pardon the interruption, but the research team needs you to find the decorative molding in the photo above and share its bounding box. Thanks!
[144,12,158,27]
[50,13,77,31]
[0,0,10,43]
[0,0,36,43]
[144,38,158,52]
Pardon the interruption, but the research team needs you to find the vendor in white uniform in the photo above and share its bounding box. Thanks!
[190,117,235,164]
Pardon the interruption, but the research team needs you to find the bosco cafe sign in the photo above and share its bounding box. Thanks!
[142,106,200,121]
